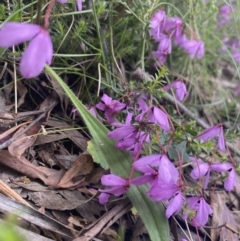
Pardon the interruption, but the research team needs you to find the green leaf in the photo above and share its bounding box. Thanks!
[168,141,189,162]
[45,65,170,241]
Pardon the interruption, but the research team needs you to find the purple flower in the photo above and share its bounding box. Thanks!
[156,34,172,53]
[197,124,226,151]
[190,157,211,189]
[166,191,183,218]
[174,34,188,48]
[149,10,166,40]
[0,22,53,78]
[148,180,179,201]
[57,0,82,11]
[218,5,233,26]
[133,154,178,184]
[96,94,126,123]
[164,16,183,37]
[211,162,236,191]
[20,29,53,78]
[186,196,212,227]
[182,39,205,59]
[77,0,82,11]
[99,174,129,204]
[0,22,41,47]
[158,154,179,183]
[163,79,188,101]
[135,106,170,132]
[151,50,168,65]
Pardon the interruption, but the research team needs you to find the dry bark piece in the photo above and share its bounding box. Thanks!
[28,190,90,210]
[0,193,75,238]
[211,192,239,241]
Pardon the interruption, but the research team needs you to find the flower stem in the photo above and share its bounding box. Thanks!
[44,0,56,29]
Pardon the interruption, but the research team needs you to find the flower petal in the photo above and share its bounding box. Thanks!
[158,154,179,183]
[77,0,82,11]
[166,192,183,218]
[224,169,236,191]
[191,163,210,179]
[19,30,53,78]
[101,174,127,186]
[0,22,41,47]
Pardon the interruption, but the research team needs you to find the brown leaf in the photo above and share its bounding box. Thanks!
[0,150,64,186]
[8,124,40,157]
[57,154,94,189]
[8,94,57,157]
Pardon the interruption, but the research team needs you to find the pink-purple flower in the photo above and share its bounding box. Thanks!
[181,39,205,59]
[166,191,183,218]
[163,79,188,101]
[211,162,236,191]
[218,5,233,26]
[96,94,126,123]
[99,174,129,204]
[0,22,53,78]
[135,106,170,132]
[185,196,212,227]
[197,124,226,151]
[57,0,82,11]
[149,10,166,40]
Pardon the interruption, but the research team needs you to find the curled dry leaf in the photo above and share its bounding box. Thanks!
[57,154,94,189]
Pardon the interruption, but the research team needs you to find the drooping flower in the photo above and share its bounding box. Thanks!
[166,191,183,218]
[185,196,212,227]
[174,34,188,48]
[164,16,183,37]
[96,94,126,123]
[108,112,149,157]
[151,50,169,65]
[149,10,166,40]
[163,79,188,101]
[218,5,233,26]
[0,22,53,78]
[197,124,226,151]
[76,0,82,11]
[135,106,170,132]
[148,180,179,201]
[99,174,129,204]
[211,162,237,191]
[181,39,205,59]
[0,22,41,47]
[190,156,211,189]
[20,29,53,78]
[156,34,172,53]
[57,0,82,11]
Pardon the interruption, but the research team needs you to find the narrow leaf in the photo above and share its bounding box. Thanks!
[45,65,170,241]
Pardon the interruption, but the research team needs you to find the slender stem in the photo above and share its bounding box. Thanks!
[36,0,43,25]
[44,0,56,29]
[91,0,110,84]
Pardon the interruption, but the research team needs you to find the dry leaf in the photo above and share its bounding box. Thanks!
[57,154,94,189]
[0,150,64,186]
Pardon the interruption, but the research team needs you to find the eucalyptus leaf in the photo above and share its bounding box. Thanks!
[45,65,170,241]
